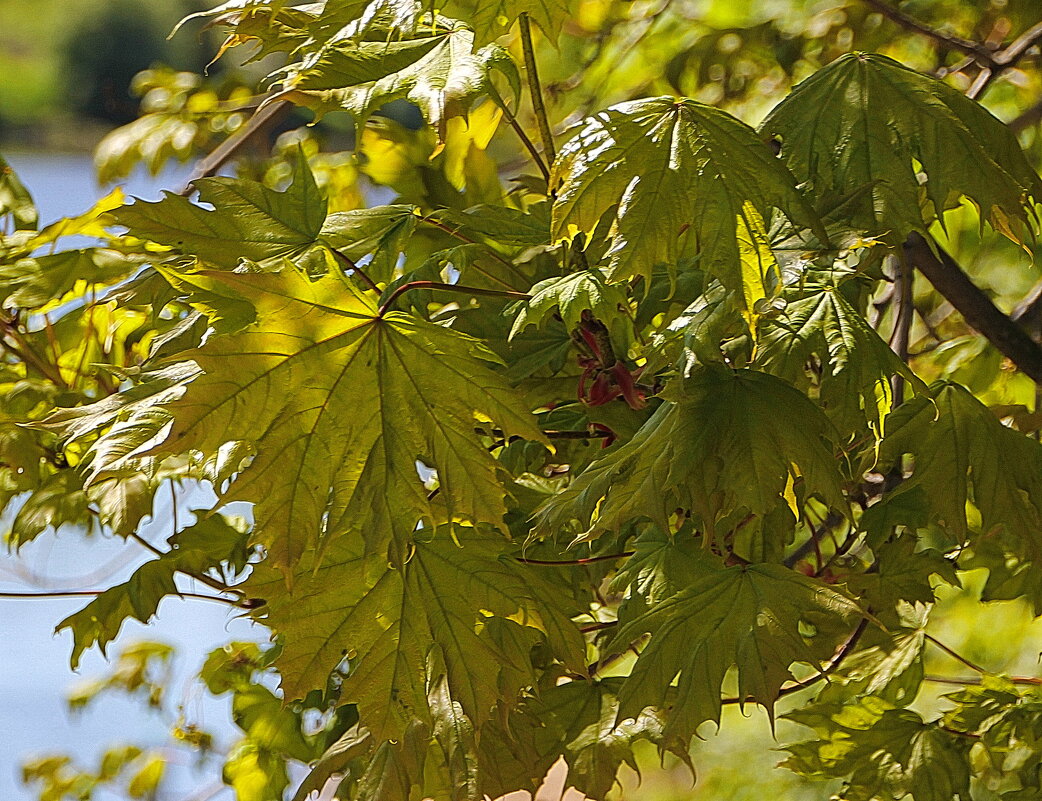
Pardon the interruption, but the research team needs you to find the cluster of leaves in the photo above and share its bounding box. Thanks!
[7,1,1042,800]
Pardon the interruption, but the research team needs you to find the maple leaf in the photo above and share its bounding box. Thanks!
[550,97,824,309]
[477,677,690,800]
[245,525,585,741]
[864,382,1042,547]
[112,147,328,269]
[762,52,1042,244]
[783,696,972,801]
[605,542,862,740]
[754,280,925,434]
[280,27,516,135]
[444,0,575,45]
[536,365,847,543]
[510,269,630,341]
[139,269,545,566]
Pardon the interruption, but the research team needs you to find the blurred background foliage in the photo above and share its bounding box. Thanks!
[5,0,1042,799]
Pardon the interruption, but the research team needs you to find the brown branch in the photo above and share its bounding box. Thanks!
[906,233,1042,385]
[889,251,915,406]
[861,0,995,64]
[177,99,291,195]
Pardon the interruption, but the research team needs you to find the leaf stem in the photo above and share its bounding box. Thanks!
[329,246,380,293]
[517,551,634,566]
[377,281,530,316]
[519,14,557,169]
[721,617,870,705]
[889,250,914,406]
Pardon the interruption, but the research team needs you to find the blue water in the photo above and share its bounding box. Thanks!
[0,153,264,801]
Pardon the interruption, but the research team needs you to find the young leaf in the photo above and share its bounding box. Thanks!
[762,52,1042,243]
[550,98,823,303]
[754,281,924,434]
[510,270,630,341]
[139,270,546,566]
[244,525,585,741]
[606,547,862,740]
[280,27,516,135]
[536,365,846,544]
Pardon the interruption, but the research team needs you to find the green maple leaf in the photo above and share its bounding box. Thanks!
[536,365,846,543]
[605,545,861,740]
[510,269,630,340]
[783,696,972,801]
[761,52,1042,244]
[245,525,585,741]
[112,147,328,269]
[281,26,517,134]
[864,382,1042,547]
[550,97,824,311]
[283,34,452,91]
[755,281,925,434]
[142,269,544,566]
[444,0,575,44]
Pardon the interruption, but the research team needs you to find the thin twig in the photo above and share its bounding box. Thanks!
[519,13,557,168]
[926,673,1042,686]
[377,280,530,317]
[580,621,618,633]
[486,83,550,183]
[0,589,244,608]
[129,532,167,559]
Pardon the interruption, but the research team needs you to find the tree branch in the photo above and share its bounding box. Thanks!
[905,232,1042,385]
[177,99,291,196]
[519,13,557,168]
[861,0,994,64]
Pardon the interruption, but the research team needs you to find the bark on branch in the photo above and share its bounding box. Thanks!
[905,232,1042,384]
